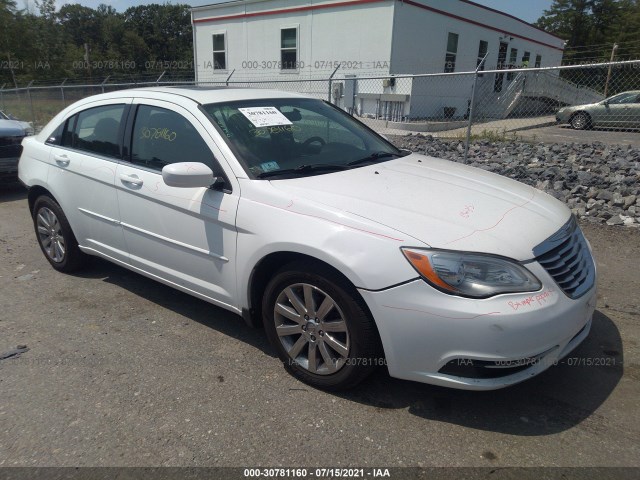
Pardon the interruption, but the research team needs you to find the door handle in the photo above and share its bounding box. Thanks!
[53,154,69,166]
[119,173,144,187]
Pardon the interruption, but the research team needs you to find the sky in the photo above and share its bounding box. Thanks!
[31,0,555,25]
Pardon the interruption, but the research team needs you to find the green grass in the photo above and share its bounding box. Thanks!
[1,88,105,130]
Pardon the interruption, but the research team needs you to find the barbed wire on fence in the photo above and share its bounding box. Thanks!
[1,59,639,164]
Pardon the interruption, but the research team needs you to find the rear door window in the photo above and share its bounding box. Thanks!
[72,105,126,158]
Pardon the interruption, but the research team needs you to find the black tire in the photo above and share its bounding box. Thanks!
[262,261,382,391]
[570,112,591,130]
[32,195,86,272]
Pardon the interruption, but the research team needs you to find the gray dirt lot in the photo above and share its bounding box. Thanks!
[0,183,639,468]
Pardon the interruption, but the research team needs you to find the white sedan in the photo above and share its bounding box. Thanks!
[18,88,597,390]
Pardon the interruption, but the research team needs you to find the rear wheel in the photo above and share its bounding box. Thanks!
[262,262,381,390]
[570,112,591,130]
[32,195,86,272]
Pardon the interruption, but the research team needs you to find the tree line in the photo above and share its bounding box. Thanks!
[0,0,193,87]
[535,0,640,63]
[2,0,640,88]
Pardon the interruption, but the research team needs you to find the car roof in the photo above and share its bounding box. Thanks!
[82,86,311,105]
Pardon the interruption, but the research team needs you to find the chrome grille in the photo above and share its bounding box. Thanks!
[0,135,23,148]
[533,216,595,299]
[0,144,22,159]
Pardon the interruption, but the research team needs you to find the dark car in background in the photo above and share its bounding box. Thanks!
[557,90,640,130]
[0,111,32,182]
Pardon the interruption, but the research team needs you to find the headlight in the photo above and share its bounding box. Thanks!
[401,248,541,298]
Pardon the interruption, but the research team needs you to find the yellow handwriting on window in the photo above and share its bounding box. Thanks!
[140,126,177,142]
[251,125,301,137]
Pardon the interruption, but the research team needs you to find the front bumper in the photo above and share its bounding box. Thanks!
[556,110,573,124]
[360,261,597,390]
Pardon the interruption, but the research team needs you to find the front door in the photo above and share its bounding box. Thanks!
[630,93,640,127]
[494,42,508,92]
[115,99,239,309]
[597,91,640,127]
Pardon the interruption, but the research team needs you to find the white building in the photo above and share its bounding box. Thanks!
[191,0,566,119]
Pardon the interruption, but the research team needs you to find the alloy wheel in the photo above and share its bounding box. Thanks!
[273,283,350,375]
[36,207,66,263]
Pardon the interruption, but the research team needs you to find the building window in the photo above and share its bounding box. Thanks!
[476,40,488,70]
[212,33,226,70]
[281,27,298,70]
[507,47,518,80]
[444,32,459,73]
[535,54,542,68]
[522,51,531,67]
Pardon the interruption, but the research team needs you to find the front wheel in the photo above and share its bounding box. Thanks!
[262,262,381,390]
[570,112,591,130]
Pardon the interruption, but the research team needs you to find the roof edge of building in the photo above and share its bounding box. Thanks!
[191,0,564,49]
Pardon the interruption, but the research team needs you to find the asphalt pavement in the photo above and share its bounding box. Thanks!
[0,184,639,469]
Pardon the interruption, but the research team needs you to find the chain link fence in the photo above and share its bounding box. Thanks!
[1,60,639,161]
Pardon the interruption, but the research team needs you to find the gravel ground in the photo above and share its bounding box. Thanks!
[0,180,639,469]
[391,135,640,227]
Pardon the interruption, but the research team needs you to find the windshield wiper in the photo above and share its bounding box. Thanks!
[347,151,405,167]
[257,163,350,179]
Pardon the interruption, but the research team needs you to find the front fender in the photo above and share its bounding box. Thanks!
[235,181,424,309]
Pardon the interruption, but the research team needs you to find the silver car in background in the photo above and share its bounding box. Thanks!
[557,91,640,130]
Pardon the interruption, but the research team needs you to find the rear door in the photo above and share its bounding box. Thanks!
[114,98,240,310]
[47,100,131,262]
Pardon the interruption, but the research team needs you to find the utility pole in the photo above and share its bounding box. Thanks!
[604,43,618,98]
[84,43,92,81]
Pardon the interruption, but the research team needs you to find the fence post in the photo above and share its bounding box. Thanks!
[328,65,340,103]
[60,78,67,107]
[225,69,235,86]
[604,44,618,97]
[27,80,35,127]
[464,53,488,164]
[0,84,5,111]
[101,76,110,94]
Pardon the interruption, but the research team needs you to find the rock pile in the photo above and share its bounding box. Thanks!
[392,135,640,228]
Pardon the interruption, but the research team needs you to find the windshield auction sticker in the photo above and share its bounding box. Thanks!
[238,107,292,127]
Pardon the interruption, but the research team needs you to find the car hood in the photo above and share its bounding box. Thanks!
[17,121,34,135]
[269,154,570,261]
[559,102,600,112]
[0,119,26,136]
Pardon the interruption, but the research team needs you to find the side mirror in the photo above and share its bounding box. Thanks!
[162,162,215,188]
[603,100,610,107]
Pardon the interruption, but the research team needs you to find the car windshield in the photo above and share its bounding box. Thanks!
[203,98,404,179]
